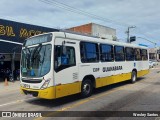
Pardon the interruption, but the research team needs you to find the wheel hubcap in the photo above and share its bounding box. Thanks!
[133,74,136,81]
[83,84,90,94]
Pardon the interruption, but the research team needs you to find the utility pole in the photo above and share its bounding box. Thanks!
[126,26,136,43]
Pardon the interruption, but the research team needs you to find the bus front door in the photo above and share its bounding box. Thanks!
[54,38,80,98]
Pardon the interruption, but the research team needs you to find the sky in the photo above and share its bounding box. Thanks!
[0,0,159,48]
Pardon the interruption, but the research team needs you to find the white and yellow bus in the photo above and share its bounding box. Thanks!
[20,32,149,99]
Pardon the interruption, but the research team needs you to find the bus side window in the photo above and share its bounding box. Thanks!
[80,42,99,63]
[125,47,134,61]
[80,43,86,62]
[114,46,125,61]
[141,49,148,61]
[67,48,76,65]
[135,48,142,61]
[100,44,114,62]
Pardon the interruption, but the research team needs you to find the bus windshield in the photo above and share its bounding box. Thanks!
[21,44,52,78]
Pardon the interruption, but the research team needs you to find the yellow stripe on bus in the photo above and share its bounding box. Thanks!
[137,69,149,77]
[20,69,149,99]
[55,82,81,98]
[20,86,56,99]
[96,69,149,88]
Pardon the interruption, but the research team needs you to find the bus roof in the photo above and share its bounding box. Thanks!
[52,32,148,49]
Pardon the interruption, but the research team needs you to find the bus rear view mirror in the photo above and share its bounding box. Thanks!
[62,41,66,55]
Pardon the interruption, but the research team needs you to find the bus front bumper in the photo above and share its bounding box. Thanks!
[20,86,56,99]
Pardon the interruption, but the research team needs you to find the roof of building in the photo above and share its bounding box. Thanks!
[67,22,116,31]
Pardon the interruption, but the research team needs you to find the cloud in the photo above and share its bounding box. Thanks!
[0,0,159,47]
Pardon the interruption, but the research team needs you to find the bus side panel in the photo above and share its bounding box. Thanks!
[96,76,114,87]
[79,62,115,88]
[95,62,115,88]
[135,60,149,77]
[113,61,133,83]
[137,69,149,77]
[79,62,134,88]
[55,82,81,98]
[114,72,131,83]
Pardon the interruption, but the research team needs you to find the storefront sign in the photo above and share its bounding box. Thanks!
[0,19,58,43]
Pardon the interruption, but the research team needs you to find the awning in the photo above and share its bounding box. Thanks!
[0,41,22,54]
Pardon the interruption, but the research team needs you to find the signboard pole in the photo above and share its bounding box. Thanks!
[11,51,15,81]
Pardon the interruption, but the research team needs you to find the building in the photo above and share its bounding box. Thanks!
[67,23,116,40]
[149,48,160,61]
[0,19,58,78]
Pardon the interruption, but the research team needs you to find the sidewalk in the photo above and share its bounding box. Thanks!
[0,78,20,92]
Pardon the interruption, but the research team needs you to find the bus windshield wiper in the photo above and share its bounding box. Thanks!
[31,43,42,61]
[22,47,32,69]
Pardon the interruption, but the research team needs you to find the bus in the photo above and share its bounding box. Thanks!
[20,32,149,99]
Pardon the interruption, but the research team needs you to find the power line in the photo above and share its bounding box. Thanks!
[137,37,157,47]
[39,0,130,27]
[135,28,158,42]
[38,0,132,38]
[38,0,157,44]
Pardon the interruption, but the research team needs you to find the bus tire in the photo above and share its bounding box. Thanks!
[81,79,93,98]
[131,71,137,83]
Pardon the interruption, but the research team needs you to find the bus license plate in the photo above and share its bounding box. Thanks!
[22,84,30,89]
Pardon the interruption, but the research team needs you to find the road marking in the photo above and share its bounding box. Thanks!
[0,98,34,107]
[35,99,91,119]
[0,88,20,94]
[34,84,129,120]
[57,99,90,111]
[151,68,160,70]
[0,100,23,107]
[34,74,160,120]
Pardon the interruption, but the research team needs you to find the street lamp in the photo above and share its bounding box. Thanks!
[126,26,136,43]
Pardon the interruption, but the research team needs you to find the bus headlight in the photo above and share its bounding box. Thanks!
[41,79,50,89]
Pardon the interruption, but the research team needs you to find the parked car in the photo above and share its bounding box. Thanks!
[152,59,159,66]
[149,60,154,68]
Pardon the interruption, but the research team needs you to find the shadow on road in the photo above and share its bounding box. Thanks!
[25,77,145,108]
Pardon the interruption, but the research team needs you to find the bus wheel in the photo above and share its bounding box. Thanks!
[81,79,93,98]
[131,71,137,83]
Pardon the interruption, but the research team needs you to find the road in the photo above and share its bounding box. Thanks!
[0,66,160,120]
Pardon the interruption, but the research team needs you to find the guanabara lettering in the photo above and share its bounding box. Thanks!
[103,66,123,72]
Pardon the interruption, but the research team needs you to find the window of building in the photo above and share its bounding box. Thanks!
[135,48,142,61]
[80,42,99,63]
[100,44,114,62]
[141,49,148,61]
[114,46,125,61]
[125,47,134,61]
